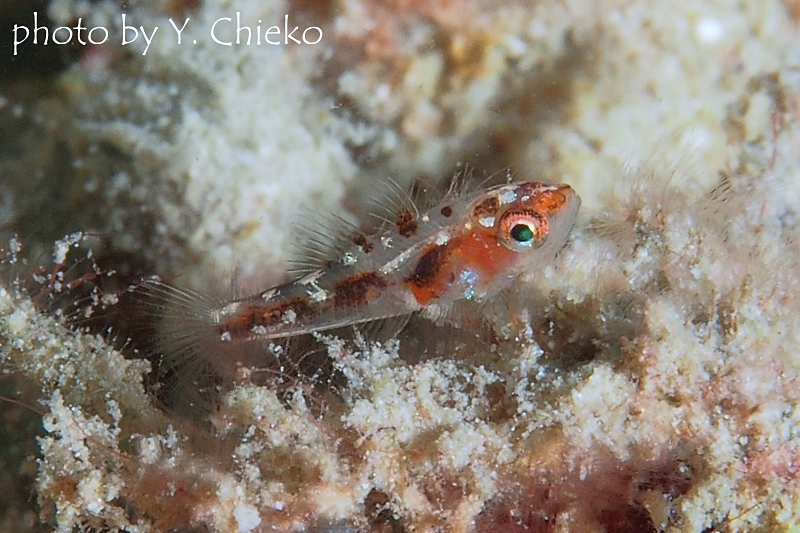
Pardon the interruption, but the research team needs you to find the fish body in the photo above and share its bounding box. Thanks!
[202,180,581,343]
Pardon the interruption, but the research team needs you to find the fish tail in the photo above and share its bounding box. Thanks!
[127,278,252,417]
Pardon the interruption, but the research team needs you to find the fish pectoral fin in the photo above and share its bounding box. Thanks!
[354,313,413,343]
[418,303,448,323]
[431,299,497,342]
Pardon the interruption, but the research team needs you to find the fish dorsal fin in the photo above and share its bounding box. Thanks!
[449,167,514,200]
[288,176,431,276]
[443,166,474,200]
[286,209,362,276]
[365,176,422,232]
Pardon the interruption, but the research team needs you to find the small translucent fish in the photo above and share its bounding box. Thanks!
[141,179,580,349]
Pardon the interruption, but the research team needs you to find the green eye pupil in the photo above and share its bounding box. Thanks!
[510,223,534,243]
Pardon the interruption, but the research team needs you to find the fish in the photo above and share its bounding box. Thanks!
[128,177,581,414]
[139,179,581,351]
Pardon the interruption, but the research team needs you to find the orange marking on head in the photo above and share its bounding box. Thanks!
[529,188,567,214]
[451,230,519,283]
[404,230,518,305]
[471,196,500,220]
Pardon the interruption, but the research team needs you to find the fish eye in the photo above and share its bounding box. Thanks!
[498,210,548,251]
[510,223,534,243]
